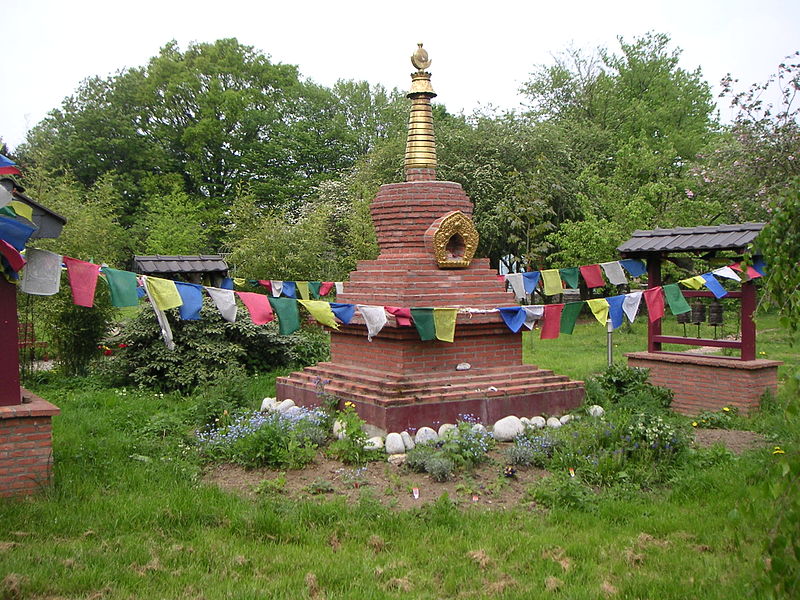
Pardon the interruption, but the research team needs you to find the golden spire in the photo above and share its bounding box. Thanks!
[405,43,437,180]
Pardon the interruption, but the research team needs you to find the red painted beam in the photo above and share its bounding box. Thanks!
[0,279,21,406]
[653,335,742,349]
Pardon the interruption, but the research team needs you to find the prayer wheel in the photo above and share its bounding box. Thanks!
[691,300,706,325]
[708,300,724,325]
[676,310,691,324]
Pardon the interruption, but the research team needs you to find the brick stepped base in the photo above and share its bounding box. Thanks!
[276,362,584,433]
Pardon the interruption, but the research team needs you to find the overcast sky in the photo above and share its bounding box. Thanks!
[2,0,798,151]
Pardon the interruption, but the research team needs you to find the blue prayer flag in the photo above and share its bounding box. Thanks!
[498,306,526,333]
[175,282,204,320]
[619,259,647,278]
[522,271,541,294]
[282,281,297,298]
[0,216,36,251]
[330,302,355,324]
[606,295,626,329]
[220,277,234,290]
[700,273,728,299]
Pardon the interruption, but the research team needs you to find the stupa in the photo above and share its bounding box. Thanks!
[276,44,584,431]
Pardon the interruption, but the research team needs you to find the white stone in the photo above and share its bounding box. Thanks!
[333,419,347,440]
[456,362,471,371]
[471,423,488,435]
[546,417,562,429]
[530,416,547,429]
[401,431,415,451]
[587,405,606,418]
[438,423,457,438]
[385,432,406,455]
[520,417,531,426]
[260,397,277,411]
[283,406,303,420]
[387,454,406,466]
[492,415,525,442]
[415,427,438,445]
[275,399,295,413]
[559,414,573,425]
[364,436,384,451]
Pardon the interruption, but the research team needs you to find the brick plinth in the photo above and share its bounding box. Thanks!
[277,178,584,430]
[0,389,60,497]
[626,352,782,415]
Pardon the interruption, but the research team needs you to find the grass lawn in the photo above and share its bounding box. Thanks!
[0,315,797,598]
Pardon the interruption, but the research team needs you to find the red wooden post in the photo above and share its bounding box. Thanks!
[647,255,662,353]
[0,278,21,406]
[740,279,757,361]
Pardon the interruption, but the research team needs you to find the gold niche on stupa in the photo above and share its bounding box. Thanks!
[405,43,437,172]
[431,211,479,269]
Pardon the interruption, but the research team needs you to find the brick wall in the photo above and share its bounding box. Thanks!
[626,352,782,415]
[0,392,60,497]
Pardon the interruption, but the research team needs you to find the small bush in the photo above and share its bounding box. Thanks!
[425,456,455,482]
[506,434,558,467]
[692,406,740,429]
[325,403,381,465]
[526,473,596,511]
[585,363,673,413]
[192,367,253,426]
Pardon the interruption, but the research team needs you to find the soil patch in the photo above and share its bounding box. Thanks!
[692,428,768,454]
[203,449,548,510]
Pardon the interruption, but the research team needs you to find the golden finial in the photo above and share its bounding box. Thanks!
[405,43,437,179]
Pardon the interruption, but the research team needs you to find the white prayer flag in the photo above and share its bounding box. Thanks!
[19,248,62,296]
[206,287,238,323]
[522,305,545,330]
[270,280,283,297]
[622,291,643,323]
[504,273,526,301]
[601,261,629,286]
[357,304,387,341]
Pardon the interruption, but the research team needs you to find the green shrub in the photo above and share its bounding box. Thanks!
[526,473,596,511]
[405,422,495,479]
[424,456,455,482]
[506,433,558,467]
[325,403,381,465]
[192,368,253,426]
[585,363,673,413]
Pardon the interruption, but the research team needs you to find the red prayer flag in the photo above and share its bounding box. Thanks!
[0,166,22,176]
[729,262,762,279]
[385,306,412,326]
[237,291,274,325]
[643,286,665,323]
[579,264,606,288]
[319,281,335,296]
[0,239,25,272]
[258,280,272,292]
[63,256,101,307]
[540,304,564,339]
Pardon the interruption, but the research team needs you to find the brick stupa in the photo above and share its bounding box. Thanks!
[276,45,583,431]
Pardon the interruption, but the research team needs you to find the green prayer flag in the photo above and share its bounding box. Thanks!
[308,281,322,299]
[433,308,457,343]
[101,267,140,307]
[559,302,584,334]
[0,206,16,218]
[268,297,301,335]
[410,307,436,341]
[663,284,691,315]
[559,267,580,289]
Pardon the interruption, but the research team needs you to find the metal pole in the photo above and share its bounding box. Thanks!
[606,318,613,366]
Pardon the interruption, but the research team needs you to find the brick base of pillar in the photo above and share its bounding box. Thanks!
[625,352,782,415]
[0,389,60,498]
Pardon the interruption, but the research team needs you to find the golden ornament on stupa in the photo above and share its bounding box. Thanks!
[405,43,437,175]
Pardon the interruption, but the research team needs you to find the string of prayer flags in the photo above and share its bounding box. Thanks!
[175,282,204,320]
[606,295,626,329]
[622,291,643,323]
[296,281,310,300]
[700,273,728,299]
[643,286,665,323]
[619,259,647,278]
[236,291,274,325]
[319,281,335,296]
[559,302,584,335]
[580,264,605,288]
[64,257,101,307]
[559,267,580,289]
[410,307,436,341]
[730,260,766,279]
[20,248,61,295]
[601,262,628,285]
[522,271,541,294]
[206,287,237,322]
[504,273,526,301]
[357,305,387,341]
[522,305,544,330]
[269,280,283,297]
[385,306,413,326]
[268,297,300,334]
[587,298,610,325]
[299,300,339,329]
[0,154,22,176]
[145,276,183,311]
[282,281,297,298]
[100,267,139,307]
[540,304,564,339]
[679,275,705,290]
[433,308,457,342]
[330,303,355,325]
[0,216,36,251]
[541,269,562,296]
[712,266,741,282]
[143,276,175,350]
[498,306,527,333]
[663,284,691,315]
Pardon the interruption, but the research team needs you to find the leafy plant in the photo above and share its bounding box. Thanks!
[255,472,287,495]
[325,403,380,465]
[692,406,740,429]
[526,473,596,512]
[585,363,673,413]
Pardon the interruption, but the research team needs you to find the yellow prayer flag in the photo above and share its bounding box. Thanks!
[296,281,310,300]
[586,298,610,325]
[233,277,246,287]
[146,276,183,310]
[298,300,339,329]
[541,269,562,296]
[433,308,457,343]
[9,200,33,222]
[679,276,705,290]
